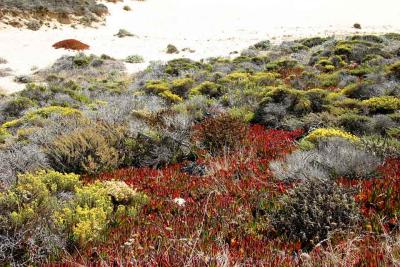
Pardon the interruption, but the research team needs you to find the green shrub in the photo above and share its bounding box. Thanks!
[250,72,281,86]
[0,170,147,252]
[270,179,360,248]
[144,80,170,94]
[304,128,360,143]
[338,113,372,135]
[299,37,329,48]
[2,106,81,129]
[190,81,223,98]
[170,78,194,97]
[0,170,81,263]
[125,54,144,64]
[387,61,400,79]
[362,96,400,113]
[165,58,205,76]
[73,53,93,67]
[45,123,127,175]
[2,97,35,118]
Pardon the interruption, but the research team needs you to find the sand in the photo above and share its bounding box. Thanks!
[0,0,400,93]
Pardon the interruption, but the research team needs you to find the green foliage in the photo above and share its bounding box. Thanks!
[338,113,372,135]
[304,128,360,143]
[190,81,224,98]
[144,80,183,102]
[2,96,36,118]
[2,106,81,129]
[165,58,206,76]
[0,170,148,252]
[299,36,329,48]
[362,96,400,113]
[73,53,93,67]
[250,72,281,86]
[387,61,400,79]
[270,179,360,248]
[170,78,194,97]
[46,123,127,175]
[125,54,144,64]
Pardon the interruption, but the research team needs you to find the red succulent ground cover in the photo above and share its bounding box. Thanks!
[52,39,90,51]
[47,124,400,266]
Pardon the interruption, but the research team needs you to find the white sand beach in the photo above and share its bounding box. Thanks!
[1,0,400,93]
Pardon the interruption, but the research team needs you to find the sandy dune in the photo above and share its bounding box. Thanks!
[0,0,400,93]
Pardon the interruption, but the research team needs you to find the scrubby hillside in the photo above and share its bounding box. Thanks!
[0,0,111,29]
[0,33,400,265]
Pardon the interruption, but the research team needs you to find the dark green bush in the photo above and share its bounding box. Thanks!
[270,179,360,248]
[45,123,126,175]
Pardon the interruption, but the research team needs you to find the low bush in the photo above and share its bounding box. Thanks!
[270,138,381,181]
[270,179,360,248]
[192,113,248,154]
[303,128,360,144]
[362,96,400,114]
[125,54,144,63]
[190,81,224,98]
[45,123,127,175]
[0,170,147,265]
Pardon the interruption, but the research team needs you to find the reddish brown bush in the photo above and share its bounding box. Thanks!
[52,39,90,51]
[192,113,249,154]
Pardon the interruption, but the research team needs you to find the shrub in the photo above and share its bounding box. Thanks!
[338,113,373,135]
[125,54,144,63]
[0,170,148,264]
[0,143,49,188]
[303,128,360,143]
[299,37,329,48]
[2,106,81,129]
[190,81,223,98]
[270,138,381,181]
[361,135,400,158]
[55,180,147,246]
[362,96,400,113]
[192,113,248,154]
[165,58,205,76]
[170,78,194,97]
[166,44,179,54]
[144,80,170,94]
[387,61,400,79]
[114,29,135,38]
[1,96,35,118]
[270,179,360,248]
[0,170,80,264]
[45,124,125,175]
[250,72,281,86]
[52,39,90,51]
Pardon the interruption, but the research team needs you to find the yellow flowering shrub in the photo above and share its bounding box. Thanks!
[56,180,148,246]
[190,81,223,98]
[2,106,81,129]
[1,170,148,249]
[160,90,183,103]
[362,96,400,113]
[304,128,360,143]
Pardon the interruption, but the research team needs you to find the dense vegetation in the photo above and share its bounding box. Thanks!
[0,0,111,28]
[1,33,400,265]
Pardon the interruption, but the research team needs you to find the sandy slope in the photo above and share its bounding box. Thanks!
[0,0,400,93]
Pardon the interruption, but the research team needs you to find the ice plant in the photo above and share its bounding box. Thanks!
[52,39,90,51]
